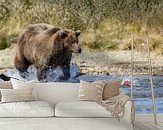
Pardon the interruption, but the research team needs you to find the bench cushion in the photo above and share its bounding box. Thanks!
[0,101,54,117]
[55,101,112,117]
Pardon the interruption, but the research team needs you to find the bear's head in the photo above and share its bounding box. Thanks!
[58,29,82,53]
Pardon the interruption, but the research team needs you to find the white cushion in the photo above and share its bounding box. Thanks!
[1,88,34,103]
[55,101,112,117]
[11,78,37,100]
[0,101,54,117]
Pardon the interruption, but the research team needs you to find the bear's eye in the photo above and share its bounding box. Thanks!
[72,41,75,44]
[71,39,76,44]
[71,37,78,44]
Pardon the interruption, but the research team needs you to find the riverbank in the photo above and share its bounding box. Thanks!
[0,44,163,76]
[73,49,163,76]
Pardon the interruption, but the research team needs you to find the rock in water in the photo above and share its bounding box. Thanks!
[0,74,10,81]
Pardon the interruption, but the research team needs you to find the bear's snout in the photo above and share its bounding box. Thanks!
[78,48,82,53]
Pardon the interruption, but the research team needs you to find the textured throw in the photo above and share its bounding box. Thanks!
[98,89,135,123]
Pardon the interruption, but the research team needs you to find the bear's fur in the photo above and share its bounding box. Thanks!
[14,23,81,81]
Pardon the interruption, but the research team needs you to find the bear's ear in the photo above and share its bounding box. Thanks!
[60,31,68,39]
[75,30,81,37]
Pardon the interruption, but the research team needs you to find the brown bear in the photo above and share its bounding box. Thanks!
[14,23,81,81]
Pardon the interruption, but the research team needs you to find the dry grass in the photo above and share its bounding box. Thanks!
[0,0,162,55]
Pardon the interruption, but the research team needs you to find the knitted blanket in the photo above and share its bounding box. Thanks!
[98,89,135,123]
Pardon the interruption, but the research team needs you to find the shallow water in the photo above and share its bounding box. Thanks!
[1,65,163,114]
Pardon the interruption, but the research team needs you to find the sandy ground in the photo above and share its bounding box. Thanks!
[0,44,163,75]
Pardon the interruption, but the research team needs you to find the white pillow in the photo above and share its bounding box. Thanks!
[1,88,34,103]
[11,78,37,100]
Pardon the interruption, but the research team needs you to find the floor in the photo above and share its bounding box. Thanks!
[134,122,163,130]
[0,118,134,130]
[0,118,162,130]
